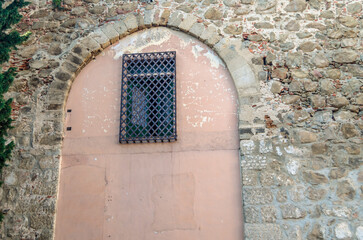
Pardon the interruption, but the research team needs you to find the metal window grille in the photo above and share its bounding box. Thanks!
[119,51,177,144]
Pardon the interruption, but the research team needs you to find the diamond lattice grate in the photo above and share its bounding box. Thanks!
[119,51,177,144]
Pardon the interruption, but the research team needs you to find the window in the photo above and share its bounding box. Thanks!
[119,51,177,144]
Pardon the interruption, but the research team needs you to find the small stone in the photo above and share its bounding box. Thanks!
[339,16,358,28]
[308,224,324,240]
[329,97,349,108]
[320,10,334,19]
[29,60,46,69]
[71,7,87,16]
[298,41,318,52]
[290,70,308,80]
[312,53,329,68]
[286,52,303,67]
[335,222,352,239]
[284,0,307,12]
[329,168,348,179]
[223,24,242,35]
[283,95,300,104]
[302,79,318,92]
[341,123,359,139]
[244,206,260,223]
[310,95,326,109]
[256,0,276,13]
[234,7,250,15]
[204,8,223,20]
[333,50,359,63]
[280,42,294,51]
[270,81,282,94]
[271,68,288,79]
[347,2,362,14]
[311,143,327,155]
[303,171,328,185]
[254,22,274,29]
[326,69,341,79]
[176,4,195,13]
[285,20,300,31]
[18,45,38,58]
[336,180,355,200]
[223,0,240,7]
[90,6,106,14]
[306,22,327,31]
[84,0,99,3]
[4,172,17,186]
[261,206,277,223]
[334,111,355,122]
[305,187,327,201]
[347,64,363,78]
[345,145,360,155]
[48,42,62,56]
[248,34,263,41]
[341,38,357,48]
[281,204,306,219]
[297,32,312,39]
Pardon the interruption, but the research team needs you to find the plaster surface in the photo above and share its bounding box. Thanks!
[54,28,242,240]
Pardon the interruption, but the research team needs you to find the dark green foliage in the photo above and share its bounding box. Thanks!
[0,0,30,221]
[52,0,62,9]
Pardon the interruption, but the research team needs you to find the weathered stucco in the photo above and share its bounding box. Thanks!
[1,0,362,239]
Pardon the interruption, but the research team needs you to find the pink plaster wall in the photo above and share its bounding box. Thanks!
[54,28,242,240]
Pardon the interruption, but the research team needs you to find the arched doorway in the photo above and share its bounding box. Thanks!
[54,27,242,240]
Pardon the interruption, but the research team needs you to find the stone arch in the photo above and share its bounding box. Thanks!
[46,12,259,119]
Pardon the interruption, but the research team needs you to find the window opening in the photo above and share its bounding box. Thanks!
[119,51,177,144]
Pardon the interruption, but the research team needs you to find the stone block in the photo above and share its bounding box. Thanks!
[89,29,110,49]
[303,171,328,185]
[335,222,352,239]
[189,22,205,38]
[341,123,359,139]
[167,11,183,28]
[159,9,171,26]
[244,224,282,240]
[204,7,223,20]
[78,36,102,53]
[280,204,306,219]
[144,9,154,27]
[179,14,198,32]
[244,206,260,223]
[261,206,277,223]
[113,21,128,38]
[333,50,359,63]
[71,44,92,61]
[243,188,273,205]
[100,24,120,44]
[123,14,138,33]
[284,0,307,12]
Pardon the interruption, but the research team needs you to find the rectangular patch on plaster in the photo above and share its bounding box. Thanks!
[152,173,197,232]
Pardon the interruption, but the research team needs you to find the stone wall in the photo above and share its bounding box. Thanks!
[0,0,362,239]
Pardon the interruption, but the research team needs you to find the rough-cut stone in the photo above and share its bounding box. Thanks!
[329,168,348,179]
[335,222,352,239]
[333,50,359,63]
[223,24,243,35]
[308,224,324,240]
[306,22,327,31]
[254,22,274,29]
[179,15,198,32]
[298,41,318,52]
[100,24,119,44]
[339,16,358,28]
[341,123,359,139]
[285,20,300,31]
[281,204,306,219]
[271,68,287,79]
[311,143,327,155]
[305,187,326,201]
[347,2,362,14]
[312,53,329,68]
[243,188,273,205]
[245,224,282,240]
[356,226,363,240]
[337,181,355,200]
[123,14,138,32]
[310,95,326,109]
[326,69,341,79]
[283,95,300,104]
[261,206,276,223]
[270,81,282,94]
[303,171,328,185]
[204,7,223,20]
[329,97,349,108]
[284,0,307,12]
